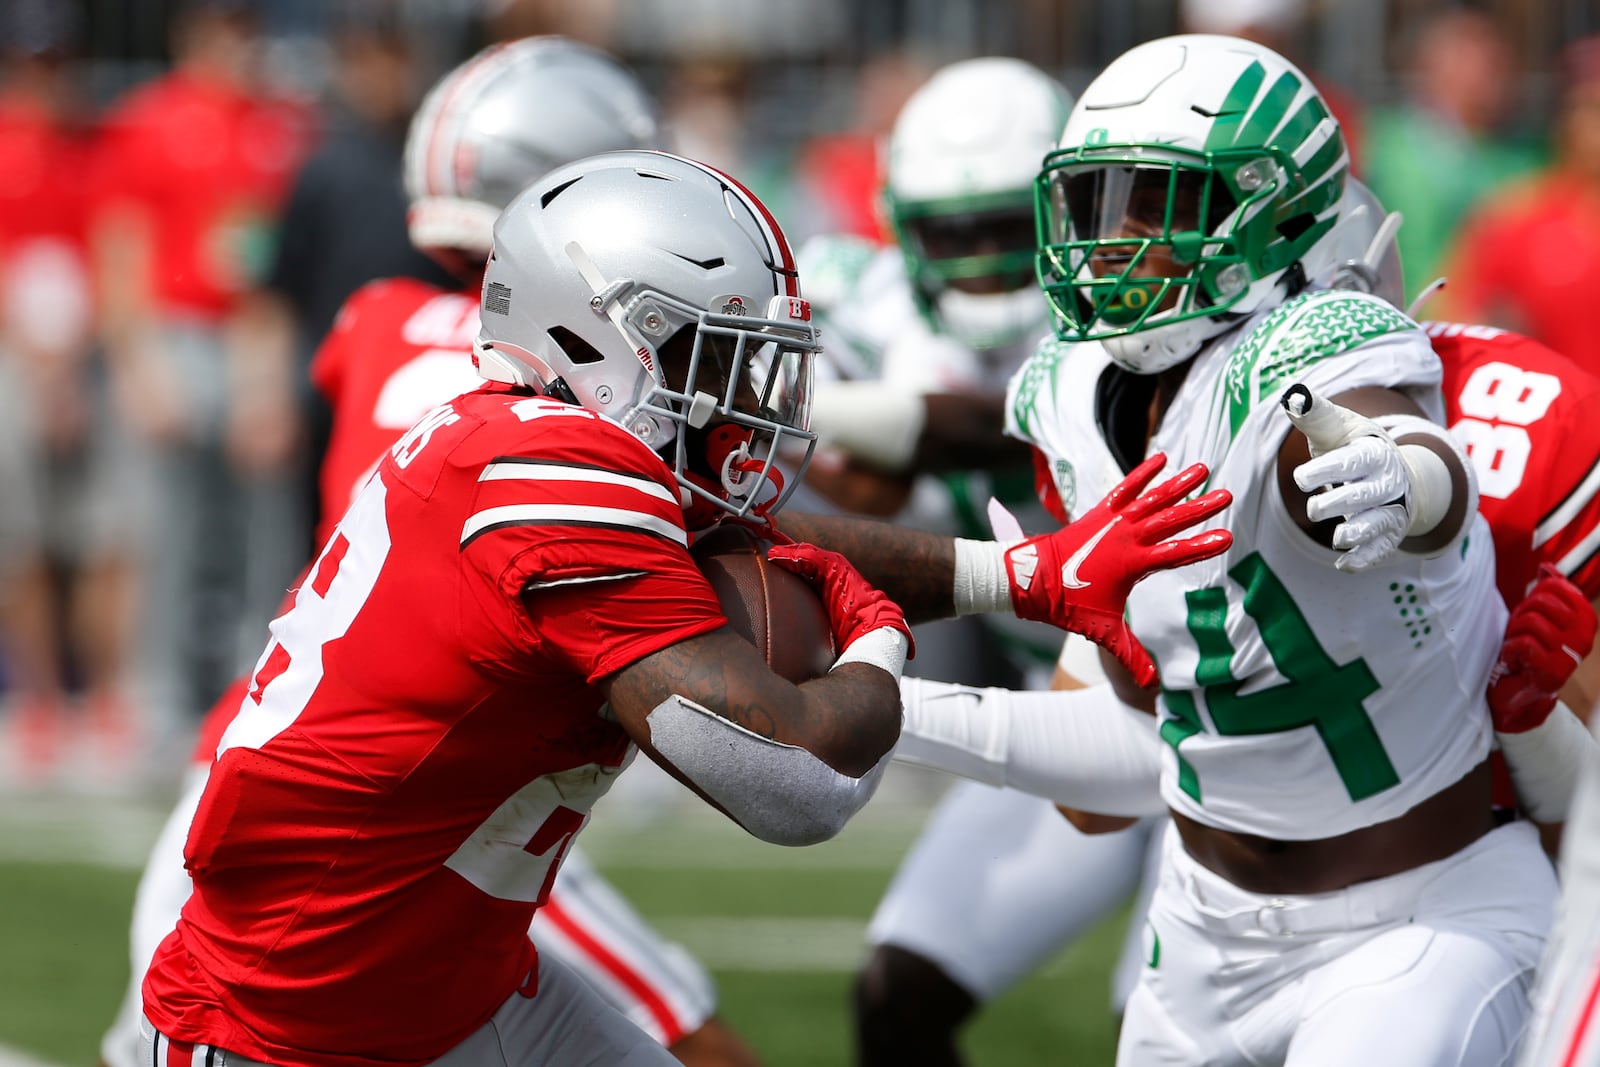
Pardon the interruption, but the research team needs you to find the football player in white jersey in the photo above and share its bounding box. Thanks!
[781,34,1559,1067]
[792,59,1163,1065]
[100,38,755,1067]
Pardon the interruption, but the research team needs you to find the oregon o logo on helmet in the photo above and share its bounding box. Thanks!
[1085,128,1110,147]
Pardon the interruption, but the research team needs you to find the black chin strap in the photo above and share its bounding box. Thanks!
[542,377,581,405]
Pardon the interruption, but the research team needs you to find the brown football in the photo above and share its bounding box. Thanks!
[690,525,837,684]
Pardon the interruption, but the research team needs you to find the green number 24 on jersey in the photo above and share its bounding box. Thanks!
[1160,552,1401,804]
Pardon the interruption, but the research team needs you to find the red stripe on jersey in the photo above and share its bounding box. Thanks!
[164,1036,195,1067]
[248,643,292,705]
[1561,958,1600,1067]
[312,534,351,598]
[539,897,689,1044]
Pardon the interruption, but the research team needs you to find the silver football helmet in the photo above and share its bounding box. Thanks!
[474,151,819,524]
[403,36,661,260]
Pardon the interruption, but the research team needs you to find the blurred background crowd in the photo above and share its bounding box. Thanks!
[1,0,1599,794]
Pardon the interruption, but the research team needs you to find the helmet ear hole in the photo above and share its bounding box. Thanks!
[547,325,606,366]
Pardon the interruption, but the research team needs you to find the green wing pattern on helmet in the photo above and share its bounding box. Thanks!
[1203,61,1346,280]
[1220,291,1416,436]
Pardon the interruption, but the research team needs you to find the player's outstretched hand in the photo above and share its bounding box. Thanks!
[768,543,916,663]
[1282,383,1413,572]
[1488,564,1598,733]
[1004,453,1232,687]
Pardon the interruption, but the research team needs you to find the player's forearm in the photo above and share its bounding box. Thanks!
[776,511,959,623]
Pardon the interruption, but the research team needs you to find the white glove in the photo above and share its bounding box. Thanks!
[1281,384,1452,573]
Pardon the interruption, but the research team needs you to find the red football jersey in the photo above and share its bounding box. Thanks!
[143,387,727,1066]
[93,71,310,317]
[1432,322,1600,607]
[309,277,482,548]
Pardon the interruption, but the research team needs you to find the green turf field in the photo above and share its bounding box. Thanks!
[0,771,1128,1066]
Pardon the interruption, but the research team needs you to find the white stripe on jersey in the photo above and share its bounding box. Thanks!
[479,460,678,504]
[1552,520,1600,580]
[1533,459,1600,552]
[461,505,688,547]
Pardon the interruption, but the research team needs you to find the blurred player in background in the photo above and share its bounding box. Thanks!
[102,38,761,1067]
[92,0,314,730]
[0,0,146,783]
[793,58,1162,1065]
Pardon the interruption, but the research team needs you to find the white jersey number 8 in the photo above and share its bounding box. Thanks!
[1450,361,1561,500]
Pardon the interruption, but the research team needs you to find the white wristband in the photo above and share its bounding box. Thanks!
[831,626,909,682]
[806,380,927,473]
[1374,413,1474,539]
[952,537,1016,616]
[1496,701,1600,822]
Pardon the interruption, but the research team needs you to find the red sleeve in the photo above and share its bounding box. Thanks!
[457,405,726,683]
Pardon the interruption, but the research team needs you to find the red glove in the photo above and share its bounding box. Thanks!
[1488,563,1597,733]
[767,542,915,658]
[1005,453,1233,687]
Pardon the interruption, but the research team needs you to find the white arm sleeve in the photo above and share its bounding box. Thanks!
[893,677,1167,816]
[1496,701,1600,823]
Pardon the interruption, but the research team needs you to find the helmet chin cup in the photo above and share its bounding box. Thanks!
[719,439,757,499]
[1101,313,1233,375]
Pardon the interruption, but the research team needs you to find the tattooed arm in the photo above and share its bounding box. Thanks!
[776,512,959,623]
[598,626,903,844]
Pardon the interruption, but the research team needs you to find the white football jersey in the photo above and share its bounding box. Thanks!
[1008,290,1504,839]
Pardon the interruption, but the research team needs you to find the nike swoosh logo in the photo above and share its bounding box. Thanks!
[1060,518,1120,589]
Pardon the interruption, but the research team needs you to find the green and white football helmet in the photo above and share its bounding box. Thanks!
[884,57,1074,350]
[1035,34,1349,373]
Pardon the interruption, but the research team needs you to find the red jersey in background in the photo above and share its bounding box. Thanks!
[309,277,481,547]
[94,71,311,319]
[1432,321,1600,607]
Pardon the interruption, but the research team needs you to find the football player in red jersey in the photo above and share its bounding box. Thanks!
[134,147,1231,1067]
[103,38,755,1067]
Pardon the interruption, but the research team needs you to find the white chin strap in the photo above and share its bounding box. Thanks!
[936,287,1047,350]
